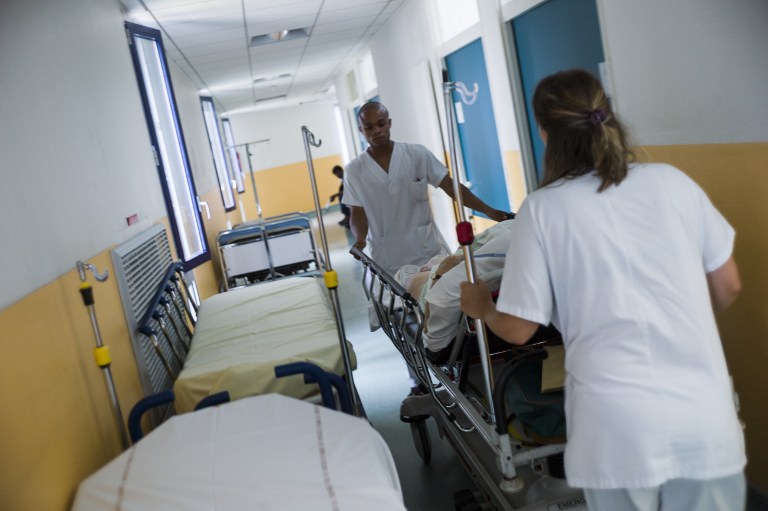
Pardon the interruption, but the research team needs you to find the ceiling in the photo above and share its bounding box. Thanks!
[119,0,406,115]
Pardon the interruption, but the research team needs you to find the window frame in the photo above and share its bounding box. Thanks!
[221,118,245,194]
[124,21,210,269]
[200,96,236,211]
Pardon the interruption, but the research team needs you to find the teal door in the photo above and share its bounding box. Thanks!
[445,39,510,215]
[512,0,605,180]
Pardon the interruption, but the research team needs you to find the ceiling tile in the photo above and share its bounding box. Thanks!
[132,0,401,112]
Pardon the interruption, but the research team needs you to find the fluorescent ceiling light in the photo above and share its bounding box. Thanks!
[250,28,309,46]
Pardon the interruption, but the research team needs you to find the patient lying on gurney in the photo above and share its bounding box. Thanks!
[395,219,514,356]
[396,220,566,442]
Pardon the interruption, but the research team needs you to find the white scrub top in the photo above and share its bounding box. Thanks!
[343,142,450,274]
[497,163,745,489]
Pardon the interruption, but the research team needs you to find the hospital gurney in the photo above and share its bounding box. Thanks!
[217,212,322,290]
[352,247,588,511]
[72,391,404,511]
[137,262,357,414]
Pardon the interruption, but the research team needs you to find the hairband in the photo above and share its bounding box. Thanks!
[590,108,608,126]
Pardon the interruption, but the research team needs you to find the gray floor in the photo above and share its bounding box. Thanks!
[319,210,475,511]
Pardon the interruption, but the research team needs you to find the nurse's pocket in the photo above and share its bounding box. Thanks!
[410,177,428,202]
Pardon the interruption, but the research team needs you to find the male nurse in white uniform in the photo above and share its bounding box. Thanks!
[343,101,508,394]
[342,101,509,276]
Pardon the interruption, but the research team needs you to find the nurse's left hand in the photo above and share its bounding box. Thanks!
[460,280,495,320]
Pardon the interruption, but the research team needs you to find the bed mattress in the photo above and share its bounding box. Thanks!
[72,394,405,511]
[174,277,355,413]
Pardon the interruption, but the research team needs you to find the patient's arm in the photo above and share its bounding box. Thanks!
[707,256,741,313]
[435,254,463,277]
[460,280,539,345]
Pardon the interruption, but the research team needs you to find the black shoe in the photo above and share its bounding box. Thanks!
[409,384,428,396]
[338,218,350,227]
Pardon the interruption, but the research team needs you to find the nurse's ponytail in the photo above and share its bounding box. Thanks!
[533,69,634,192]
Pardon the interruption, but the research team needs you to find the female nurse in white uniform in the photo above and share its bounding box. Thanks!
[460,69,746,511]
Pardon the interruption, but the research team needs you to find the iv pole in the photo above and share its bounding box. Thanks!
[442,77,497,421]
[442,75,523,489]
[76,261,130,449]
[231,139,278,280]
[301,126,361,416]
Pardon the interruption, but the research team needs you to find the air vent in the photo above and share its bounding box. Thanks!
[250,27,309,46]
[254,94,287,103]
[253,73,292,84]
[111,224,175,396]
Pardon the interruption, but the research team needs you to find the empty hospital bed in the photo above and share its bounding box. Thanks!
[108,221,357,425]
[135,260,357,414]
[72,391,404,511]
[217,212,322,290]
[352,247,588,511]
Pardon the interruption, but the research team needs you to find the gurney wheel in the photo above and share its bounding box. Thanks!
[410,420,431,465]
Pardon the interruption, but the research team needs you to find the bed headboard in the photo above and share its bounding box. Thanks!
[111,224,177,396]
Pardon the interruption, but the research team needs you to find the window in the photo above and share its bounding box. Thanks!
[125,22,209,268]
[221,118,245,193]
[200,96,236,210]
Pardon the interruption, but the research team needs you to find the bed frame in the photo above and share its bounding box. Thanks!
[217,212,322,290]
[112,223,354,423]
[351,247,588,511]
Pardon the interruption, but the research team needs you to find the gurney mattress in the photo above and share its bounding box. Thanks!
[72,394,405,511]
[174,277,355,412]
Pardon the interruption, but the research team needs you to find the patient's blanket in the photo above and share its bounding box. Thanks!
[174,277,355,412]
[72,394,405,511]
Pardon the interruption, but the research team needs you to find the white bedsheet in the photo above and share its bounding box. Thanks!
[72,394,405,511]
[174,277,356,413]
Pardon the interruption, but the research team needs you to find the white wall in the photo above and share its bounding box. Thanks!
[367,0,459,249]
[0,0,222,310]
[0,0,161,309]
[225,101,341,172]
[600,0,768,145]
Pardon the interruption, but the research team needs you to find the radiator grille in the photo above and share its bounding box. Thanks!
[111,224,175,395]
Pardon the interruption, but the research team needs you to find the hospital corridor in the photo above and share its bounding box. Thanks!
[1,0,767,510]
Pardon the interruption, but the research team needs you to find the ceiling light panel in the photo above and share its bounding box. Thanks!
[246,13,316,33]
[249,27,310,46]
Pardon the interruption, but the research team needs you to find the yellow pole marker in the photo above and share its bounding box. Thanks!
[94,346,112,367]
[324,270,338,290]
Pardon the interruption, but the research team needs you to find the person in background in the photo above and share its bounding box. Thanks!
[329,165,350,228]
[343,101,510,276]
[460,69,745,511]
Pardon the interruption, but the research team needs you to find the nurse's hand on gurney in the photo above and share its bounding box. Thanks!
[486,208,514,222]
[459,279,495,321]
[460,280,539,346]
